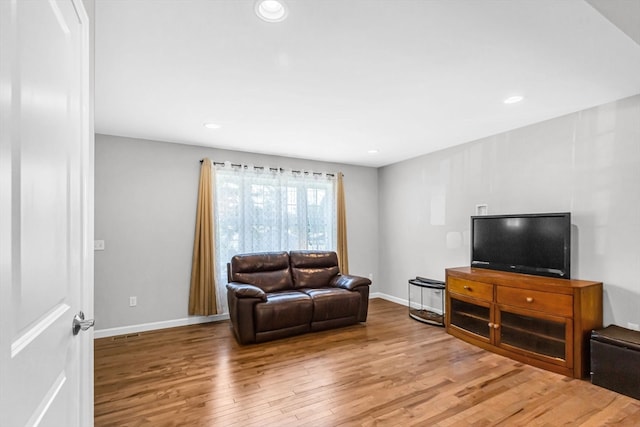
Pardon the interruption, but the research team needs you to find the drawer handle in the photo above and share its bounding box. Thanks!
[463,285,471,291]
[526,297,534,303]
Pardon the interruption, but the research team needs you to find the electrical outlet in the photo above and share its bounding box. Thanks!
[129,296,137,307]
[94,240,105,251]
[628,322,639,331]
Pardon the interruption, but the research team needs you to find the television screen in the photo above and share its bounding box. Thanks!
[471,213,571,279]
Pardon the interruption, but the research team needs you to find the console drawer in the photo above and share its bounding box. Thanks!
[448,277,493,302]
[497,286,572,316]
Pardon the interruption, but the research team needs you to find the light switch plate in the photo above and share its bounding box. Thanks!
[94,240,105,251]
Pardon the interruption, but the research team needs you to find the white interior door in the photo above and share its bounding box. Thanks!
[0,0,93,426]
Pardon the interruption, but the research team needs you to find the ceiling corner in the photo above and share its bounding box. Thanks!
[586,0,640,46]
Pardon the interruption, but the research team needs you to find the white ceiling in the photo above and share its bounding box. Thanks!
[95,0,640,167]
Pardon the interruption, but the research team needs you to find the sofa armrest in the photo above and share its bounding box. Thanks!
[226,282,267,301]
[330,274,372,291]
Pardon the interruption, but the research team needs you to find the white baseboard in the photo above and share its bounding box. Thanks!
[95,293,423,339]
[94,313,230,339]
[370,291,407,306]
[370,292,443,315]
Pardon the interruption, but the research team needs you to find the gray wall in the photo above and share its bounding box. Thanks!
[96,94,639,332]
[379,94,640,328]
[94,135,379,330]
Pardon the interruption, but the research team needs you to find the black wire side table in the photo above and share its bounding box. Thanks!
[408,278,445,326]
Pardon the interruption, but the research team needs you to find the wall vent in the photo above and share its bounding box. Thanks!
[111,333,140,341]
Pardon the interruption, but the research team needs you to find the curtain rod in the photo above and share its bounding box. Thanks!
[199,159,336,177]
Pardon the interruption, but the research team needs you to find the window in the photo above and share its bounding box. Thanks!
[214,166,336,311]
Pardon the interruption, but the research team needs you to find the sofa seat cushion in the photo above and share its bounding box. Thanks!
[254,291,313,332]
[301,288,361,322]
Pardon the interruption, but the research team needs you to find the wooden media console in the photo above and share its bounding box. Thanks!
[445,267,602,378]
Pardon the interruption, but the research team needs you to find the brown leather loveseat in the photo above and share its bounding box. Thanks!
[226,250,372,344]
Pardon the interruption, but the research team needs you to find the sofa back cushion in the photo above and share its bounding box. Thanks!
[290,251,340,289]
[230,251,293,293]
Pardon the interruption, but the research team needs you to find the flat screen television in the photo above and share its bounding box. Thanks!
[471,212,571,279]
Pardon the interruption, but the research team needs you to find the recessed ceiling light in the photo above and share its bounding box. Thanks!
[255,0,288,23]
[203,122,221,129]
[367,149,379,154]
[504,95,524,104]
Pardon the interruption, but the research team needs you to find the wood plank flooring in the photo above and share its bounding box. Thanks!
[94,298,640,426]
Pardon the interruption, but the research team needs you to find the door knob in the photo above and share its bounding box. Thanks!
[72,311,95,335]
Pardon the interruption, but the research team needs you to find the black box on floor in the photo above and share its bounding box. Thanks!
[590,325,640,400]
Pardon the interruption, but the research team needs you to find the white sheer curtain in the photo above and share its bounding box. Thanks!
[214,164,336,312]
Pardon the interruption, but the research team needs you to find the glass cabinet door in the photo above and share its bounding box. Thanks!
[496,306,570,363]
[449,298,491,340]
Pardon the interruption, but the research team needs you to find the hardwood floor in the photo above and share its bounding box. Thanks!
[94,299,639,426]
